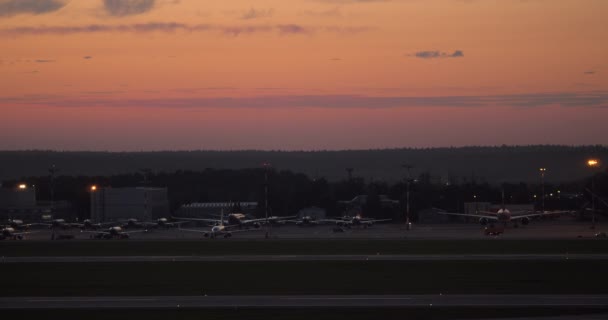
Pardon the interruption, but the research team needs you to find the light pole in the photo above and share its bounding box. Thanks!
[49,164,58,217]
[89,185,98,222]
[402,164,413,230]
[346,168,354,182]
[539,168,547,213]
[263,163,271,238]
[587,159,600,229]
[473,194,478,214]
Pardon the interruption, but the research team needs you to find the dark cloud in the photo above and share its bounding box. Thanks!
[83,56,93,59]
[277,24,308,35]
[241,8,273,20]
[35,59,55,63]
[0,22,368,37]
[0,0,66,17]
[3,92,607,109]
[412,50,464,59]
[451,50,464,57]
[103,0,156,17]
[584,71,596,75]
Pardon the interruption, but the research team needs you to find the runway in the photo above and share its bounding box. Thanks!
[2,294,608,309]
[4,253,608,263]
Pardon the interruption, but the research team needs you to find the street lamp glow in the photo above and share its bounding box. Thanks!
[18,184,27,190]
[587,159,599,167]
[90,185,98,191]
[539,167,547,172]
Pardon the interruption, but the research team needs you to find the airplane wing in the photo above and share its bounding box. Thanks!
[477,210,500,216]
[81,230,108,235]
[177,227,209,233]
[240,218,268,224]
[167,221,190,226]
[284,219,314,223]
[12,230,38,236]
[363,218,392,223]
[177,227,258,234]
[273,215,298,220]
[509,211,571,220]
[225,228,263,233]
[436,212,498,220]
[319,219,346,223]
[122,229,149,234]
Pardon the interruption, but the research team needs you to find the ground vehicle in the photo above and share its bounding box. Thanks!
[484,225,504,236]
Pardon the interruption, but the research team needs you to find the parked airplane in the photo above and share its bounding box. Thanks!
[78,219,111,230]
[82,226,148,239]
[286,216,321,226]
[322,215,391,228]
[5,219,35,230]
[177,211,261,238]
[436,192,567,227]
[1,226,35,240]
[42,219,81,230]
[121,218,187,229]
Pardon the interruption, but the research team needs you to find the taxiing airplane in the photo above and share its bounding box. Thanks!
[177,211,261,238]
[436,192,570,227]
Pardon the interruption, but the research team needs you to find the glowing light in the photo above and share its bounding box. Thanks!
[539,167,547,172]
[18,184,27,189]
[90,185,98,191]
[587,159,599,167]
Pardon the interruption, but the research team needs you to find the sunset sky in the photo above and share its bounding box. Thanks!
[1,0,607,151]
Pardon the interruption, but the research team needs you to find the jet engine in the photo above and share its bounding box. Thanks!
[521,217,530,225]
[479,218,488,225]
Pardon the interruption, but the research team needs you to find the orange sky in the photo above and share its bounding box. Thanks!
[1,0,607,150]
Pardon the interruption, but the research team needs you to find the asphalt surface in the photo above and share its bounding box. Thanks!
[4,253,608,263]
[2,295,608,309]
[20,220,607,241]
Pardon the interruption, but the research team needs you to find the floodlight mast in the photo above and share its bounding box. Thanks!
[402,164,413,230]
[587,159,600,229]
[539,168,547,213]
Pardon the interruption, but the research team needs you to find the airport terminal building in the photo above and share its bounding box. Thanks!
[175,202,258,218]
[0,185,73,221]
[90,187,170,222]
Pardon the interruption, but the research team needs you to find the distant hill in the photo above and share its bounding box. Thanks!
[0,146,606,184]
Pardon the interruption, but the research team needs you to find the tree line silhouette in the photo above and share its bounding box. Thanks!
[3,165,605,222]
